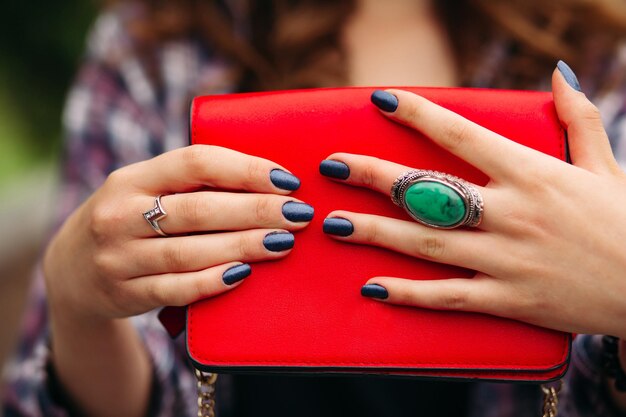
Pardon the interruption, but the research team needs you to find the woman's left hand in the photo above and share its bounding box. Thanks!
[321,64,626,339]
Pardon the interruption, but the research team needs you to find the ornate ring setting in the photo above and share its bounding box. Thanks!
[143,195,169,237]
[391,170,483,229]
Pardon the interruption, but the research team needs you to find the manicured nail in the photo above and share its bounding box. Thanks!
[222,264,251,285]
[270,169,301,191]
[371,90,398,112]
[557,60,582,92]
[319,160,350,180]
[361,284,389,300]
[263,231,295,252]
[323,217,354,237]
[282,201,314,222]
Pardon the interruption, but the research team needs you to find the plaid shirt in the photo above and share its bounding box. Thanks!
[3,3,626,416]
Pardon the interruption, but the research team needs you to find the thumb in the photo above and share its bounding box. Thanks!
[552,60,621,175]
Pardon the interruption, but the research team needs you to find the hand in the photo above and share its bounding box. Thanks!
[321,65,626,338]
[44,145,314,321]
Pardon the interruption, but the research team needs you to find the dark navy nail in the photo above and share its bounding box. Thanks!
[323,217,354,237]
[319,160,350,180]
[361,284,389,300]
[282,202,314,222]
[557,60,582,92]
[263,231,295,252]
[222,264,251,285]
[371,90,398,112]
[270,169,301,191]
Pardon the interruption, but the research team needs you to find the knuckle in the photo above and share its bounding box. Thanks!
[191,277,213,302]
[581,102,602,122]
[507,195,555,237]
[89,203,123,243]
[105,167,126,186]
[94,280,129,314]
[161,242,186,271]
[439,288,469,310]
[414,235,446,260]
[502,210,532,235]
[243,159,265,189]
[177,195,205,224]
[443,119,472,151]
[146,282,170,307]
[362,219,380,244]
[358,161,378,188]
[395,286,417,305]
[237,233,259,260]
[182,145,212,172]
[521,212,551,238]
[88,207,108,240]
[513,167,558,198]
[579,103,607,133]
[254,197,275,225]
[103,280,129,308]
[92,251,117,277]
[404,100,422,124]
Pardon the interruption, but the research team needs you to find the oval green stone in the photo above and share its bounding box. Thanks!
[404,181,466,227]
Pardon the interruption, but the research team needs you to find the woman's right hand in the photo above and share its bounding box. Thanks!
[43,144,313,321]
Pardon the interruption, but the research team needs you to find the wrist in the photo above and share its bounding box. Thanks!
[44,223,107,325]
[46,285,111,329]
[48,313,152,417]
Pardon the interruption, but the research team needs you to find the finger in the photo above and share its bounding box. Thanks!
[321,152,492,196]
[322,211,507,272]
[133,192,313,236]
[320,156,499,231]
[360,275,517,317]
[120,229,295,276]
[370,89,544,180]
[320,153,412,194]
[120,145,301,195]
[123,262,252,310]
[552,61,622,175]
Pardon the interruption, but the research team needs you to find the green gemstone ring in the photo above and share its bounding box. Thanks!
[391,170,483,229]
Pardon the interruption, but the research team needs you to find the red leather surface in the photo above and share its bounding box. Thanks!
[158,305,186,338]
[186,87,571,381]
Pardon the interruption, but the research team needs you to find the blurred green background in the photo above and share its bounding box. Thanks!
[0,1,99,377]
[0,1,97,188]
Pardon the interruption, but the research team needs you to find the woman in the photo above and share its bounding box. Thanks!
[3,0,626,416]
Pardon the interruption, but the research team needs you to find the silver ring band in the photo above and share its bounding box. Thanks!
[391,170,483,229]
[143,195,169,237]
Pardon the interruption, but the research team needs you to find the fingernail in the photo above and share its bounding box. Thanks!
[282,201,314,222]
[323,217,354,237]
[222,264,251,285]
[263,231,295,252]
[361,284,389,300]
[270,169,301,191]
[371,90,398,112]
[319,160,350,180]
[557,60,582,92]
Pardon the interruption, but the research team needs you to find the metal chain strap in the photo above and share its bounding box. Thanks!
[195,369,218,417]
[541,381,562,417]
[196,367,560,417]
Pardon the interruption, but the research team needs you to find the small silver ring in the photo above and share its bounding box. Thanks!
[390,170,483,229]
[143,195,169,237]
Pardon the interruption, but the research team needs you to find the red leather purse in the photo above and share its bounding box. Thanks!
[161,87,571,384]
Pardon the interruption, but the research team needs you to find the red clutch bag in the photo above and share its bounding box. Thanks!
[161,87,571,382]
